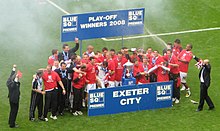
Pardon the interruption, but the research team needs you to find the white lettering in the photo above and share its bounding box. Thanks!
[120,99,127,105]
[89,103,104,108]
[80,22,107,29]
[129,10,143,16]
[113,88,149,98]
[157,96,171,101]
[143,88,149,94]
[136,97,141,104]
[119,90,126,97]
[62,28,77,32]
[137,88,142,95]
[126,90,131,96]
[120,97,142,105]
[113,91,118,97]
[104,15,117,20]
[88,16,104,22]
[157,85,172,95]
[128,21,143,26]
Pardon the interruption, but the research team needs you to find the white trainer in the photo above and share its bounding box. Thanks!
[180,86,186,91]
[76,111,83,115]
[72,112,78,116]
[50,115,57,120]
[44,118,48,122]
[175,99,180,104]
[172,98,176,102]
[82,99,86,107]
[185,90,191,98]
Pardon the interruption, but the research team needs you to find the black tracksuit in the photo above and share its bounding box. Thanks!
[55,68,73,113]
[29,76,43,120]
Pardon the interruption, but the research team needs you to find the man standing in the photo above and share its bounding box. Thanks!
[150,50,164,82]
[163,42,172,56]
[58,37,79,62]
[114,51,127,87]
[172,39,182,57]
[133,58,148,84]
[72,65,87,116]
[54,62,70,116]
[42,65,66,121]
[146,47,153,60]
[196,59,214,111]
[29,70,44,121]
[106,52,116,87]
[164,49,180,104]
[84,45,95,57]
[85,57,97,104]
[48,49,59,66]
[177,44,193,97]
[7,65,21,128]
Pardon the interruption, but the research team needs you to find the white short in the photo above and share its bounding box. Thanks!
[180,72,187,83]
[138,82,144,85]
[85,83,96,93]
[108,81,115,88]
[115,81,122,87]
[97,78,105,88]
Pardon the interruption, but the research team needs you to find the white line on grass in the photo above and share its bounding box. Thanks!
[46,0,70,14]
[101,27,220,41]
[145,28,167,47]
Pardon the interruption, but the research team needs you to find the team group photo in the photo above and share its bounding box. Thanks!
[0,0,219,130]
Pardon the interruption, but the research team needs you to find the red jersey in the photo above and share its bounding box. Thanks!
[114,57,127,81]
[142,63,153,72]
[42,71,61,91]
[130,55,141,62]
[72,72,86,89]
[94,56,103,63]
[112,55,117,59]
[86,63,96,84]
[164,55,179,74]
[146,53,153,63]
[107,59,116,81]
[133,63,148,84]
[99,55,107,62]
[81,59,89,64]
[156,66,170,82]
[177,50,193,73]
[48,55,58,66]
[151,56,164,66]
[172,46,182,57]
[141,63,152,82]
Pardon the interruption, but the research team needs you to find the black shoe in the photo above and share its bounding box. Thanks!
[196,109,202,112]
[59,112,64,116]
[38,116,45,121]
[29,118,35,121]
[208,107,215,110]
[10,124,19,128]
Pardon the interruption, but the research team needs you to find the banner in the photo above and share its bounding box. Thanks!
[61,8,145,42]
[88,81,173,116]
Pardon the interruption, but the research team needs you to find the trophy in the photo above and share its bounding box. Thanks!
[122,60,136,86]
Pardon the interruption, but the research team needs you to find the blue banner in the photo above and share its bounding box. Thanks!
[88,81,173,116]
[61,8,145,42]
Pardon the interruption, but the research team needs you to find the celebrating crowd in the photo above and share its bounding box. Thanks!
[7,38,215,128]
